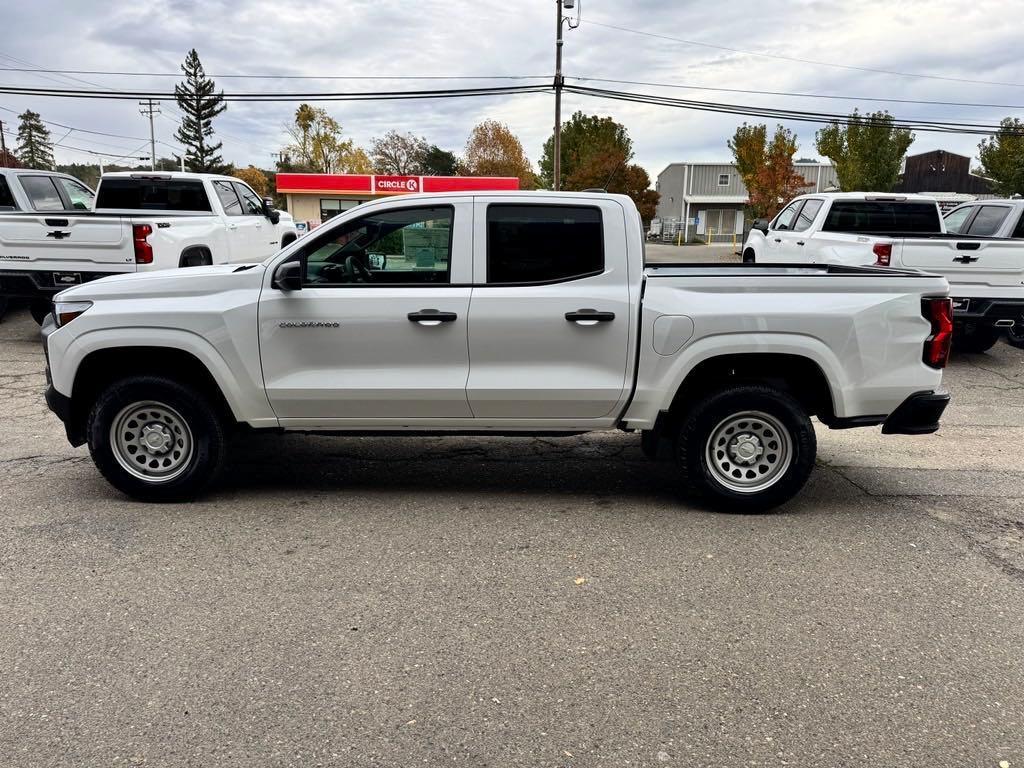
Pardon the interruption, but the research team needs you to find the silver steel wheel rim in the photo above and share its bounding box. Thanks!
[110,401,194,484]
[705,410,792,494]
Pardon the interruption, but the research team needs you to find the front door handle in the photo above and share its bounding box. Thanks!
[796,240,805,246]
[565,309,615,326]
[773,237,782,243]
[408,309,457,326]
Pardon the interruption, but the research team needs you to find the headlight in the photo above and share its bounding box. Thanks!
[53,300,92,328]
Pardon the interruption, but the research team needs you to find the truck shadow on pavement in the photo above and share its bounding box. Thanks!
[211,431,841,514]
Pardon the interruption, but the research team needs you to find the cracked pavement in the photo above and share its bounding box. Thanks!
[1,304,1023,767]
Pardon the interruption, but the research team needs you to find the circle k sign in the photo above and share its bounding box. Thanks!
[374,176,420,193]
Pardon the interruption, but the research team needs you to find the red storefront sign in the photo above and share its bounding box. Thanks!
[277,173,519,196]
[374,175,420,193]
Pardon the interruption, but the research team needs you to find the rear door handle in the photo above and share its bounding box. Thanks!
[796,241,805,246]
[408,309,457,326]
[566,309,615,326]
[773,238,782,243]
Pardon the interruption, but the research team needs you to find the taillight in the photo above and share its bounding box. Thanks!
[922,297,953,369]
[133,223,153,264]
[873,242,892,266]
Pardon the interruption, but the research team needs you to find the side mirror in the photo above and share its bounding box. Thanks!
[272,260,302,291]
[263,200,281,225]
[752,218,770,234]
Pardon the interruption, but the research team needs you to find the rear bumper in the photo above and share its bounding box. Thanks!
[951,296,1024,325]
[881,390,950,435]
[0,269,122,299]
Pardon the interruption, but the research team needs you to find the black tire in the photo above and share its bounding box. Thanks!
[742,248,756,264]
[676,384,816,513]
[87,375,226,502]
[1006,323,1024,350]
[30,300,51,325]
[281,234,296,249]
[180,248,212,268]
[954,324,1000,354]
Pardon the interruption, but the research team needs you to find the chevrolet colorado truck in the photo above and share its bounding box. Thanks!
[744,192,1024,353]
[42,191,952,511]
[1,171,296,324]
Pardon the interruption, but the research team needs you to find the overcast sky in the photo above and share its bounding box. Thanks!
[2,0,1022,182]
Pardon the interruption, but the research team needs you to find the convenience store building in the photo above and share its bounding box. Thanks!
[276,173,521,230]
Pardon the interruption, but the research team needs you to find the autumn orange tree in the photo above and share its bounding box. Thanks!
[463,120,536,187]
[728,123,808,219]
[232,165,269,197]
[539,112,659,219]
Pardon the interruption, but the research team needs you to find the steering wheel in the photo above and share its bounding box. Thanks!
[344,254,373,283]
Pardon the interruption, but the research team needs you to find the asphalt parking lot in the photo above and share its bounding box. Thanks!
[2,296,1023,767]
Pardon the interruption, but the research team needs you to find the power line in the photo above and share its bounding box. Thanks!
[583,19,1024,89]
[0,126,149,159]
[0,66,550,81]
[561,84,1024,136]
[0,83,554,102]
[569,76,1024,112]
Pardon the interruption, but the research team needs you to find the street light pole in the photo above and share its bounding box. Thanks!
[553,0,564,191]
[552,0,580,192]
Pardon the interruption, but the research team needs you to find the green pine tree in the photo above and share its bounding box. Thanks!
[16,110,54,170]
[173,49,228,173]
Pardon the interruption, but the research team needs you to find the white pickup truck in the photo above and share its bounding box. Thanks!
[42,191,952,511]
[743,192,1024,352]
[1,171,296,323]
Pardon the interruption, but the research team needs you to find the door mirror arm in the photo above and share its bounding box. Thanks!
[273,259,303,291]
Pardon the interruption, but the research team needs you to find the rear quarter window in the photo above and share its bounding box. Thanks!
[96,178,212,211]
[0,176,16,209]
[822,201,941,234]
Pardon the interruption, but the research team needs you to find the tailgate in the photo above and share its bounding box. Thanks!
[897,238,1024,288]
[0,214,134,268]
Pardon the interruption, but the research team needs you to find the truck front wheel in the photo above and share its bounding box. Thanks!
[742,248,756,263]
[86,375,226,502]
[676,384,816,513]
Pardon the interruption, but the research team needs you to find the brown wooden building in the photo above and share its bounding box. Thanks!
[894,150,993,195]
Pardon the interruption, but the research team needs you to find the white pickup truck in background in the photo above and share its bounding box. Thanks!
[43,191,952,512]
[0,171,296,323]
[743,193,1024,353]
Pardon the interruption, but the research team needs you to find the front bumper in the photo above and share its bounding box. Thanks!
[881,390,950,435]
[41,314,83,445]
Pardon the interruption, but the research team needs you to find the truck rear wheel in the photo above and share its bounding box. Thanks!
[954,324,1000,354]
[1004,322,1024,350]
[742,248,756,263]
[676,384,816,513]
[86,375,226,502]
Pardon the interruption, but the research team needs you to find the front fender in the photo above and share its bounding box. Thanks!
[48,326,278,427]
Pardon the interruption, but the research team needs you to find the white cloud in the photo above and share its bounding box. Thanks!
[1,0,1021,182]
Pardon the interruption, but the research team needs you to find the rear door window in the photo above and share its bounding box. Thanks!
[1012,211,1024,239]
[821,201,941,233]
[486,204,603,284]
[96,178,212,211]
[965,205,1010,236]
[20,175,65,211]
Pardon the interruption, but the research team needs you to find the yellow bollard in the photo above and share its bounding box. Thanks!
[677,230,682,247]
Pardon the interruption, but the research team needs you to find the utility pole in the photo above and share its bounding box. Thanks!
[138,99,161,170]
[553,0,580,191]
[0,119,7,167]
